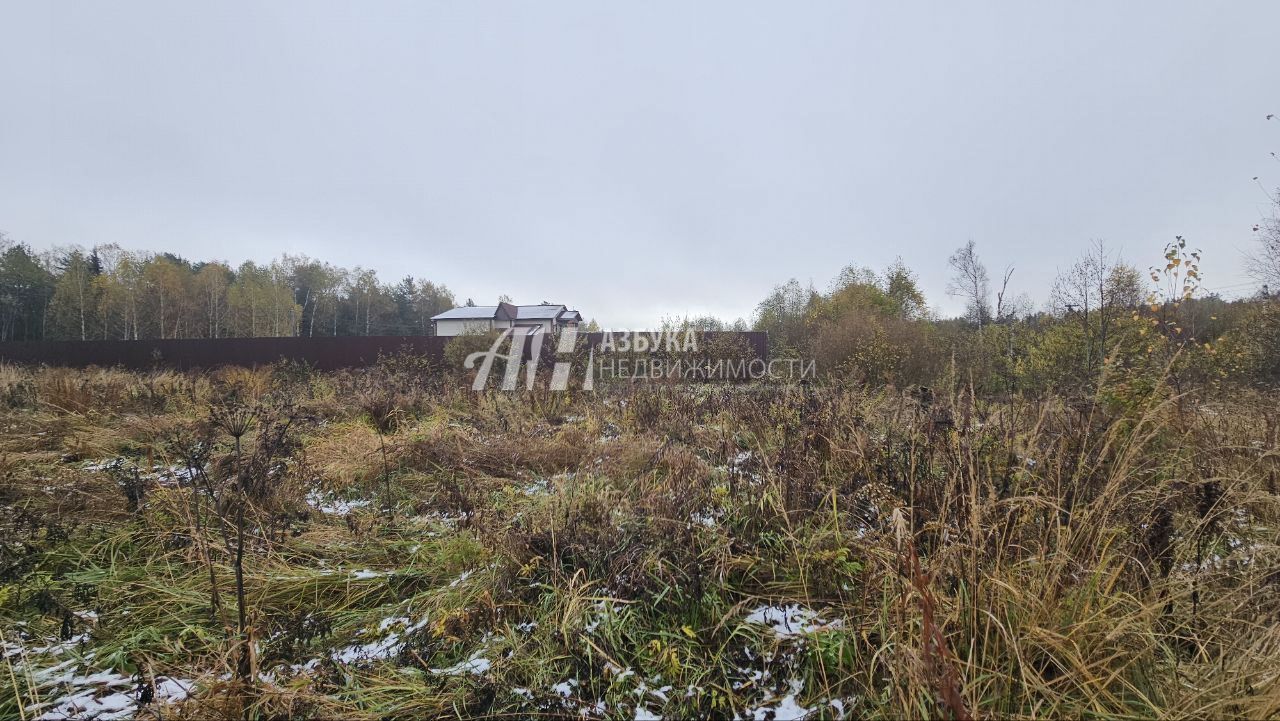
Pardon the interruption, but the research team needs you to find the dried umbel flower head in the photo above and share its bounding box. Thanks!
[209,394,260,455]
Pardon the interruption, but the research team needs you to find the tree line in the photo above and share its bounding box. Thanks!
[2,219,1277,396]
[742,235,1279,394]
[0,238,458,342]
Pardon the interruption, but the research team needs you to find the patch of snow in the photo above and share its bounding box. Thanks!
[83,459,201,488]
[690,509,722,528]
[330,635,400,664]
[582,597,617,634]
[30,673,191,721]
[522,478,551,495]
[744,604,841,638]
[751,693,811,721]
[430,652,491,676]
[329,614,429,665]
[306,488,372,516]
[827,697,857,716]
[553,678,580,697]
[3,634,90,661]
[738,678,812,721]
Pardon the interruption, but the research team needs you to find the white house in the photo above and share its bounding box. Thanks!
[430,302,583,337]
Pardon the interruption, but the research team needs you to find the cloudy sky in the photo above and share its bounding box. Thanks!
[1,1,1276,328]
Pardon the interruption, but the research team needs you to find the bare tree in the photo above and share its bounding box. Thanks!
[947,240,990,329]
[1051,240,1141,373]
[994,265,1016,322]
[1250,197,1280,293]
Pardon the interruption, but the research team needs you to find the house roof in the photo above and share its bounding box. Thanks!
[430,302,569,322]
[431,306,500,320]
[514,304,566,320]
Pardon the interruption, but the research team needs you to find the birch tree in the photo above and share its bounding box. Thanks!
[947,240,991,329]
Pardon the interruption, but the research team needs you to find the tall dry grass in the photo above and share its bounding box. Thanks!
[0,362,1276,719]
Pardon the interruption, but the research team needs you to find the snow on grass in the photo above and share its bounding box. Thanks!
[552,678,579,697]
[328,614,430,665]
[306,488,372,516]
[33,673,192,721]
[521,477,551,495]
[326,612,495,675]
[743,604,841,638]
[737,678,812,721]
[81,459,200,487]
[447,569,475,588]
[430,652,492,676]
[7,630,193,721]
[689,509,722,528]
[2,633,89,661]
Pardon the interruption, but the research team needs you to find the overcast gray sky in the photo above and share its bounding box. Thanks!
[2,1,1276,328]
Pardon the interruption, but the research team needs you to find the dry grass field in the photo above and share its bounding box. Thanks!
[1,361,1278,719]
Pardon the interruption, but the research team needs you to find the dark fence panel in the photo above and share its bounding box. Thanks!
[0,331,768,371]
[0,336,450,371]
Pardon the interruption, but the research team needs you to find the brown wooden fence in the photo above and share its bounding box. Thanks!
[0,336,448,371]
[0,332,768,371]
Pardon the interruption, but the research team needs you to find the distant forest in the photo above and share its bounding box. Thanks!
[0,237,459,341]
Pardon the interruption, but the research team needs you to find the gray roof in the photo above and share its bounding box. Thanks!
[432,303,570,322]
[431,306,499,320]
[514,304,566,320]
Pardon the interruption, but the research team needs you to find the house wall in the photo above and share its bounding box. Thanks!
[435,317,560,337]
[434,319,495,336]
[516,320,555,334]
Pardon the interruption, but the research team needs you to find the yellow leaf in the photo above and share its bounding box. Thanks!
[681,625,697,639]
